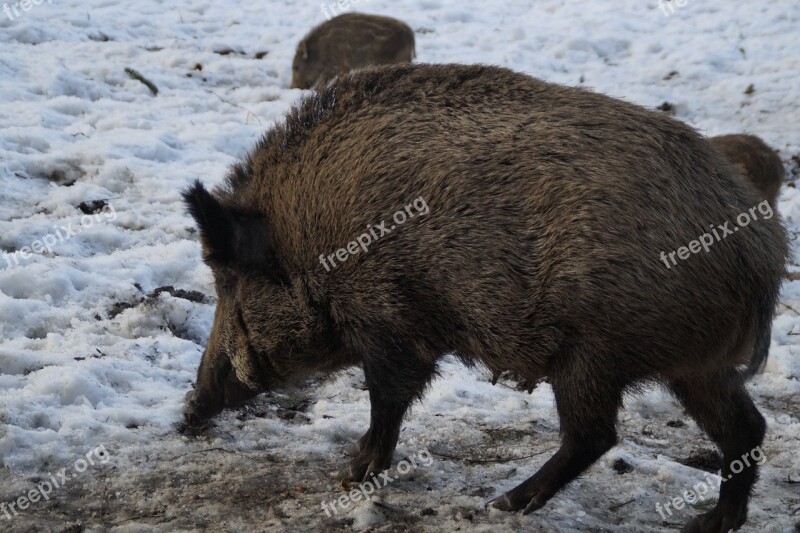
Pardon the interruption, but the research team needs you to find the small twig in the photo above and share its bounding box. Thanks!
[781,302,800,316]
[783,475,800,484]
[429,447,554,464]
[164,317,181,338]
[106,511,165,527]
[206,89,262,125]
[124,67,158,96]
[166,447,236,461]
[608,498,636,512]
[371,500,400,511]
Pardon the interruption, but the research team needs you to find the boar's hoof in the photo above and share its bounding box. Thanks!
[487,488,548,515]
[337,456,390,488]
[682,505,747,533]
[486,494,514,511]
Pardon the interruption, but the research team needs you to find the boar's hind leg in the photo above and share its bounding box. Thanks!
[338,354,437,485]
[490,364,623,514]
[670,371,765,533]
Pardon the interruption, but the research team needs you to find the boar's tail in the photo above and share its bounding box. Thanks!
[743,294,775,379]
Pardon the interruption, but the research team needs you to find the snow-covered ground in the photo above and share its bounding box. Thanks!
[1,0,799,531]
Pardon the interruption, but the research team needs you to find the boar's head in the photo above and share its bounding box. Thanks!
[291,39,327,90]
[181,181,328,426]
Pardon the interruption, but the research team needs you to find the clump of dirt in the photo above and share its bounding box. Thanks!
[149,285,207,303]
[77,199,109,214]
[613,458,634,474]
[109,300,137,319]
[109,285,210,319]
[678,449,722,473]
[656,101,675,115]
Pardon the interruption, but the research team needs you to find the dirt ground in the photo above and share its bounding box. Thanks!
[2,385,799,533]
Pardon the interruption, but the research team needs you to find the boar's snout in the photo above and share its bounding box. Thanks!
[184,355,261,427]
[184,388,221,427]
[290,72,302,89]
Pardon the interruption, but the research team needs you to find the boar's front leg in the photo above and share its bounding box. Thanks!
[339,352,436,485]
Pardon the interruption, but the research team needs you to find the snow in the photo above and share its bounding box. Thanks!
[1,0,799,531]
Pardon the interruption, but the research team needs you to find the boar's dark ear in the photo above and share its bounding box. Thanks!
[298,40,308,60]
[183,180,236,265]
[183,180,288,282]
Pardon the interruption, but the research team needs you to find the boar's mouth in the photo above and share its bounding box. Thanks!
[184,359,260,427]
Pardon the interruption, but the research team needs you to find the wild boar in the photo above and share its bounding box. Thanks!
[710,134,785,207]
[503,133,786,397]
[290,13,415,89]
[183,63,787,532]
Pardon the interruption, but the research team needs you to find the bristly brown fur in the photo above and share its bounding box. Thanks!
[184,63,788,532]
[290,13,415,90]
[710,134,785,207]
